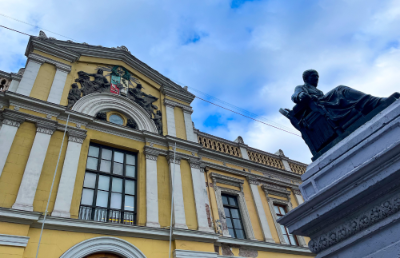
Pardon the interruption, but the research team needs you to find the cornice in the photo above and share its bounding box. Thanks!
[0,234,29,247]
[144,145,168,157]
[28,53,72,73]
[10,73,22,81]
[26,37,80,63]
[164,98,193,113]
[210,172,244,189]
[0,208,41,224]
[0,70,11,80]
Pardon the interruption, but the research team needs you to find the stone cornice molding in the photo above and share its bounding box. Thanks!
[26,37,80,63]
[0,234,30,247]
[144,145,168,158]
[0,70,11,80]
[164,98,193,113]
[210,172,244,190]
[262,183,291,199]
[161,85,195,104]
[10,73,22,81]
[1,112,25,127]
[28,53,72,73]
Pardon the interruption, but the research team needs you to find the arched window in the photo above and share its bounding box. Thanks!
[109,114,124,125]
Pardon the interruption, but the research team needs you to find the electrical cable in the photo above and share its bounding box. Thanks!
[35,114,70,258]
[0,13,75,40]
[0,24,33,36]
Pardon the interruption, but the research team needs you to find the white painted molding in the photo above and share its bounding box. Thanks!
[174,249,217,258]
[60,236,147,258]
[0,122,20,178]
[165,103,176,137]
[72,92,158,134]
[0,234,29,247]
[16,59,42,96]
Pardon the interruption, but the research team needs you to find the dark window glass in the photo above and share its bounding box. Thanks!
[222,194,246,239]
[274,204,298,246]
[79,143,137,225]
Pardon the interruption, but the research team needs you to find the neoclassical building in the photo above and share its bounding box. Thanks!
[0,31,312,258]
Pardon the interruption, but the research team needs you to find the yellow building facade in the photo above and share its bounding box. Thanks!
[0,31,313,258]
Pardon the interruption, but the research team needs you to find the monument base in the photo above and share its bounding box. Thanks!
[278,99,400,258]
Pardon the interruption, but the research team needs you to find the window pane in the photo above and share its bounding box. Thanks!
[235,229,245,239]
[289,235,297,246]
[222,195,228,205]
[113,162,123,175]
[98,175,110,191]
[124,195,135,211]
[96,190,108,207]
[279,206,286,215]
[109,114,124,125]
[228,228,235,238]
[88,146,99,157]
[125,180,135,195]
[110,193,122,209]
[112,178,123,193]
[280,225,287,234]
[230,209,239,219]
[228,197,237,206]
[102,149,112,160]
[224,208,231,218]
[233,219,243,229]
[125,165,135,177]
[225,217,233,228]
[126,154,135,165]
[86,157,98,170]
[100,160,111,173]
[274,205,280,214]
[114,152,124,163]
[81,189,94,205]
[283,234,290,244]
[83,172,96,188]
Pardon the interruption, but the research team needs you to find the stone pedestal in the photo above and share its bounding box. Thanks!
[278,99,400,258]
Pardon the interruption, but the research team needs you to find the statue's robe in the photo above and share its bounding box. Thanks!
[292,84,384,126]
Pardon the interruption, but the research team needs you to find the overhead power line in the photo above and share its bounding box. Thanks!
[0,12,75,41]
[0,24,33,36]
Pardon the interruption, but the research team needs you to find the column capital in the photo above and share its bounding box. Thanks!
[189,157,201,169]
[247,176,260,185]
[36,121,57,135]
[28,53,71,73]
[67,128,87,144]
[292,187,301,195]
[167,156,181,165]
[2,119,22,128]
[145,154,158,161]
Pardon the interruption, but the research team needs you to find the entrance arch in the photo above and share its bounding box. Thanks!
[85,253,122,258]
[60,237,147,258]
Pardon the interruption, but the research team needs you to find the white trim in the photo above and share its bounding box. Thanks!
[174,249,217,258]
[0,234,29,247]
[60,236,147,258]
[16,59,42,96]
[72,93,158,134]
[165,104,176,136]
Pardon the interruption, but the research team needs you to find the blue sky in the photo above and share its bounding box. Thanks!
[1,0,400,163]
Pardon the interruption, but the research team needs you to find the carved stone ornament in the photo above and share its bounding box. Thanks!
[39,30,48,39]
[280,69,400,161]
[2,119,21,128]
[96,112,107,121]
[308,194,400,254]
[37,127,55,135]
[190,162,201,169]
[247,177,260,185]
[168,157,181,165]
[292,188,302,195]
[145,154,158,161]
[69,136,84,144]
[127,118,138,130]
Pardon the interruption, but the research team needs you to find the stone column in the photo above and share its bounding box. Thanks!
[189,159,214,232]
[47,67,70,104]
[183,108,196,142]
[292,188,304,205]
[12,123,55,211]
[52,130,86,217]
[145,152,160,228]
[8,73,22,92]
[168,156,187,229]
[16,58,43,96]
[0,118,23,178]
[248,177,275,243]
[165,101,176,137]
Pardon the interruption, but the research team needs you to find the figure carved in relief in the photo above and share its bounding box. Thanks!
[127,118,138,130]
[67,83,81,109]
[75,69,110,96]
[127,84,159,116]
[152,110,163,135]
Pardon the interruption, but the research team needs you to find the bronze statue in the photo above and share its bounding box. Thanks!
[67,83,81,109]
[280,69,400,160]
[127,118,138,130]
[75,69,111,96]
[127,84,159,116]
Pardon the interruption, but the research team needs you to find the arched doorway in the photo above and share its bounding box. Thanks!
[85,253,122,258]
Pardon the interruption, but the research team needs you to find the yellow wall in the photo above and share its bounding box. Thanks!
[158,156,171,227]
[180,159,197,230]
[174,107,187,140]
[0,246,24,258]
[0,122,36,208]
[30,63,56,101]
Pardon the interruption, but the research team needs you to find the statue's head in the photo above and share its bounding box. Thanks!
[71,83,78,88]
[97,69,103,75]
[303,69,319,87]
[136,84,143,89]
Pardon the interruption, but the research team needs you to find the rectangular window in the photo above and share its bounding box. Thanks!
[79,143,137,225]
[222,194,246,239]
[274,204,298,246]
